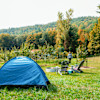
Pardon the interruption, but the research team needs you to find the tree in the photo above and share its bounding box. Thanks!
[77,29,89,59]
[0,33,12,50]
[40,32,50,45]
[97,5,100,13]
[68,26,78,52]
[57,9,73,49]
[78,29,89,48]
[88,18,100,55]
[26,33,42,49]
[14,35,27,48]
[48,29,57,46]
[56,9,78,52]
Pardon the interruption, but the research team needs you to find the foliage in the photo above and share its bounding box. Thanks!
[56,9,78,52]
[77,45,88,60]
[0,17,98,35]
[88,18,100,55]
[14,35,28,48]
[0,34,27,50]
[71,16,98,33]
[0,43,33,62]
[78,29,89,46]
[26,30,57,48]
[97,4,100,13]
[26,32,42,48]
[56,9,73,49]
[0,33,13,50]
[46,29,57,46]
[0,43,69,63]
[0,17,98,54]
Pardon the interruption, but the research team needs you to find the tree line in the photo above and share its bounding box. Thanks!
[0,17,98,35]
[0,7,100,56]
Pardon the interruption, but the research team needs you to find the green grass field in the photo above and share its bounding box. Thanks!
[0,57,100,100]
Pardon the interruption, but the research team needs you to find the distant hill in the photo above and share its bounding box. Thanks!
[71,16,98,32]
[0,16,98,35]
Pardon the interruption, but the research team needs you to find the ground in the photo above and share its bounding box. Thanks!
[0,57,100,100]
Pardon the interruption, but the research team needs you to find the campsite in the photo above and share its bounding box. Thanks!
[0,0,100,99]
[0,56,100,99]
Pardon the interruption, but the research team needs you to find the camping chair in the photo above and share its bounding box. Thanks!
[57,60,69,75]
[71,60,85,73]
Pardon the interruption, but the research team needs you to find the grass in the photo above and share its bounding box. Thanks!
[0,57,100,100]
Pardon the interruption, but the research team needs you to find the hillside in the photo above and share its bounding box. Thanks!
[0,16,98,35]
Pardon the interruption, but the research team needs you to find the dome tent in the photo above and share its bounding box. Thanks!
[0,56,50,88]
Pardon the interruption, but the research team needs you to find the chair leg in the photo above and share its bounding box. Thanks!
[60,73,62,75]
[59,71,62,75]
[58,70,62,75]
[65,71,69,74]
[73,69,80,73]
[78,69,83,73]
[67,71,69,74]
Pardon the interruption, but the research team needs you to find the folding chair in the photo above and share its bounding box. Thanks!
[57,60,69,75]
[71,60,84,73]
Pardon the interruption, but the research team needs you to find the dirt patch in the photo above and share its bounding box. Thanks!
[40,64,48,67]
[40,63,58,67]
[81,66,95,69]
[40,65,95,69]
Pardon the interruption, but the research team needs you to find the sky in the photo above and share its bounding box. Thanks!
[0,0,100,29]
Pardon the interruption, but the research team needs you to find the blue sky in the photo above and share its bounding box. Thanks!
[0,0,100,29]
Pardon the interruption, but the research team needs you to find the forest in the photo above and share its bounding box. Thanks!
[0,15,99,57]
[0,16,98,35]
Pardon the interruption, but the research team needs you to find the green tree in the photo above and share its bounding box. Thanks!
[40,29,57,46]
[88,18,100,55]
[26,33,42,49]
[0,33,12,50]
[57,9,73,50]
[48,29,57,46]
[14,35,27,48]
[97,5,100,13]
[56,9,78,52]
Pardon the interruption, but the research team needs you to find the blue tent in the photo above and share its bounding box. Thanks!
[0,56,50,87]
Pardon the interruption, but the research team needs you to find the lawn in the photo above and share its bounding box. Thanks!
[0,57,100,100]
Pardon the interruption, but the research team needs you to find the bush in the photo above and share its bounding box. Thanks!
[72,53,77,58]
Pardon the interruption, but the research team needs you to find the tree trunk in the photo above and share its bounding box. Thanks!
[64,40,68,51]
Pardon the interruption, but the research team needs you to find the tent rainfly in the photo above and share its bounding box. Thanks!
[0,56,50,88]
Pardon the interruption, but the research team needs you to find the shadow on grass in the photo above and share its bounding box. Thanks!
[0,85,49,91]
[68,72,96,76]
[69,72,96,76]
[0,84,58,92]
[47,84,57,92]
[59,72,80,76]
[83,72,96,74]
[69,74,80,76]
